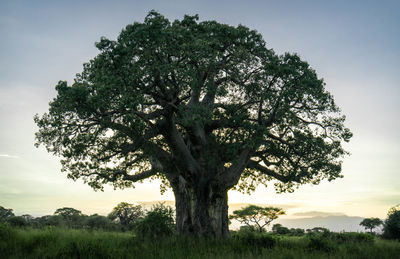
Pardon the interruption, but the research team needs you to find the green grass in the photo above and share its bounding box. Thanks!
[1,225,399,258]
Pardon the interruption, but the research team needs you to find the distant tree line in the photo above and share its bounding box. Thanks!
[0,202,175,237]
[1,204,399,240]
[229,204,400,240]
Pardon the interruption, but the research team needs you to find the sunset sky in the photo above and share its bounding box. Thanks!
[0,0,399,219]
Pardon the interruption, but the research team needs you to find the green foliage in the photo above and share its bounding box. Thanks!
[383,205,400,240]
[272,223,290,234]
[6,216,29,227]
[84,214,117,231]
[0,222,16,254]
[289,228,305,236]
[0,206,14,222]
[34,10,352,197]
[272,224,305,236]
[135,203,175,239]
[233,231,276,248]
[2,227,399,258]
[230,205,285,232]
[307,233,336,253]
[359,217,383,233]
[333,232,375,244]
[34,215,65,227]
[108,202,144,230]
[239,225,257,233]
[306,230,374,252]
[54,207,86,228]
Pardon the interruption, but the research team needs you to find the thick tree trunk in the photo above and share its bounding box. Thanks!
[172,175,229,238]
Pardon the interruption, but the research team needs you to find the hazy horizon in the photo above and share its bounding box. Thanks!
[2,200,370,232]
[1,1,399,221]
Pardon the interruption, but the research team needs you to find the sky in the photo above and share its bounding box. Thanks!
[0,0,399,219]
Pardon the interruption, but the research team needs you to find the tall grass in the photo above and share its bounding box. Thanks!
[1,224,399,258]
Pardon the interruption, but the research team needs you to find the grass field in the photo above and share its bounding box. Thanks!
[1,225,399,258]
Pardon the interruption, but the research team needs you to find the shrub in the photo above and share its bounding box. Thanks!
[0,222,16,255]
[54,207,86,228]
[238,225,257,233]
[333,232,374,244]
[108,202,144,231]
[289,228,305,236]
[135,203,175,239]
[0,206,14,222]
[383,205,400,240]
[272,224,290,235]
[84,214,116,230]
[306,233,336,253]
[34,215,65,227]
[233,231,276,249]
[6,216,28,227]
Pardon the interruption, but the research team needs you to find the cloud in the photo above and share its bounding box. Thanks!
[292,211,346,217]
[0,154,20,159]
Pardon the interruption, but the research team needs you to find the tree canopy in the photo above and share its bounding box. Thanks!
[34,11,352,236]
[383,205,400,239]
[0,206,14,222]
[359,217,383,233]
[230,205,285,232]
[54,207,85,228]
[108,202,144,230]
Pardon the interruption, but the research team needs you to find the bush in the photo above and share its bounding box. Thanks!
[383,206,400,240]
[333,232,374,244]
[84,214,117,230]
[0,222,16,255]
[34,215,65,227]
[306,231,374,253]
[108,202,144,231]
[238,225,257,233]
[272,224,290,235]
[6,216,28,227]
[306,233,336,252]
[233,231,276,249]
[0,206,14,222]
[135,203,175,239]
[289,228,305,236]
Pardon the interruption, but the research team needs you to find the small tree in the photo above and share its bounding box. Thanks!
[359,218,383,233]
[135,203,175,239]
[35,215,65,227]
[6,216,28,227]
[54,207,86,228]
[230,205,285,232]
[383,205,400,239]
[21,214,34,222]
[85,214,115,230]
[0,206,14,222]
[108,202,144,230]
[290,228,305,236]
[272,223,290,234]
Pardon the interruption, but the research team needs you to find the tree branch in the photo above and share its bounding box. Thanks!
[247,160,289,182]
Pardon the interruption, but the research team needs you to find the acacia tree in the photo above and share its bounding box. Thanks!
[35,11,352,237]
[54,207,85,228]
[359,217,383,233]
[230,205,285,232]
[108,202,144,230]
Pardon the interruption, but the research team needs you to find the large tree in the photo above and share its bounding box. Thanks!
[35,11,352,237]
